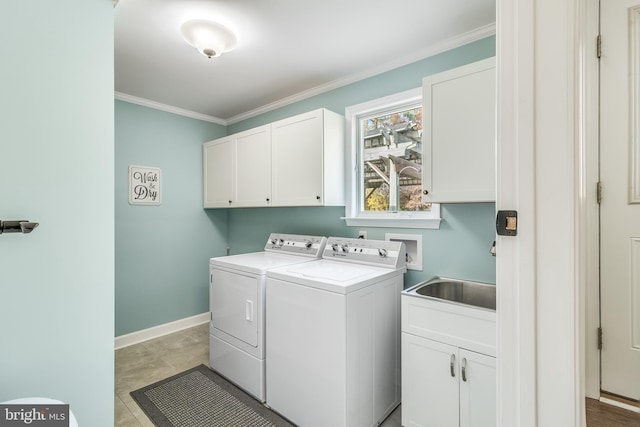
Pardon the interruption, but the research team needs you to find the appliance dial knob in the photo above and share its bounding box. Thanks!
[332,243,339,252]
[378,248,388,258]
[305,240,312,248]
[278,239,285,246]
[341,244,349,252]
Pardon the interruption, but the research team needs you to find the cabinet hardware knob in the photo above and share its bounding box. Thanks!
[423,190,429,195]
[266,198,270,202]
[450,354,456,377]
[228,200,232,204]
[462,358,467,382]
[316,196,321,200]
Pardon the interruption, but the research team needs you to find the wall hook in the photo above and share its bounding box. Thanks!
[0,220,39,234]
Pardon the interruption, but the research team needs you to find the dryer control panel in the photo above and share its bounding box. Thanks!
[264,233,327,258]
[323,237,406,269]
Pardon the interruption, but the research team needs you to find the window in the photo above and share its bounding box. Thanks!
[343,88,441,229]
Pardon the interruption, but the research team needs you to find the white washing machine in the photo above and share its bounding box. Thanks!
[265,237,406,427]
[209,233,326,402]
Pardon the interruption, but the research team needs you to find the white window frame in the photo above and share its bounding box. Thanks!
[342,88,441,229]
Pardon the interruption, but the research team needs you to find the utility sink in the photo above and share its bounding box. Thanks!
[404,277,496,311]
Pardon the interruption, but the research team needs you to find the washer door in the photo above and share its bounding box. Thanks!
[210,268,259,347]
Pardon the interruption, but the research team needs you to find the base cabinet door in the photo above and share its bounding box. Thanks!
[459,349,496,427]
[402,333,496,427]
[401,333,459,427]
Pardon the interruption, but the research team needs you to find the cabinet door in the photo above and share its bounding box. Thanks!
[423,57,496,203]
[203,136,235,207]
[271,110,324,206]
[235,125,271,207]
[401,333,459,427]
[459,349,496,427]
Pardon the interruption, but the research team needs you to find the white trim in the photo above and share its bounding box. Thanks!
[114,312,209,350]
[579,0,601,401]
[498,0,583,425]
[496,0,537,425]
[630,7,640,203]
[114,92,226,125]
[342,88,441,228]
[342,216,441,229]
[599,397,640,414]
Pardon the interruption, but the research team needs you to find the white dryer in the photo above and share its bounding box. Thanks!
[209,233,326,402]
[265,237,406,427]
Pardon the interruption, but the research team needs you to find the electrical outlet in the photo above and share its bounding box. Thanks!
[358,231,367,239]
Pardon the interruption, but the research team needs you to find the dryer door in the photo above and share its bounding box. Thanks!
[210,268,259,347]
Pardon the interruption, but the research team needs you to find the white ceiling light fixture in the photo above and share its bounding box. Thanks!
[180,19,238,59]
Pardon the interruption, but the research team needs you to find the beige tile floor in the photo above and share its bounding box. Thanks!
[114,323,402,426]
[115,323,210,426]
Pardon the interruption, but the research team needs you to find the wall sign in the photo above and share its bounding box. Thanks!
[129,165,161,205]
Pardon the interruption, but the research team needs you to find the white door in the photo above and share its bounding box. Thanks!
[203,136,235,208]
[459,349,496,427]
[600,0,640,400]
[401,333,459,427]
[271,110,324,206]
[235,124,272,207]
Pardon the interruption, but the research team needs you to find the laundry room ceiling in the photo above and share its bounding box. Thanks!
[114,0,496,124]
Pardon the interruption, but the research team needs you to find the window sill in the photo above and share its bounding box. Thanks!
[341,216,442,229]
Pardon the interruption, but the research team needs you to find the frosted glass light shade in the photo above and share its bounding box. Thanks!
[181,20,237,59]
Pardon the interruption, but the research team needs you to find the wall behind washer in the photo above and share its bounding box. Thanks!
[115,100,227,336]
[227,37,497,288]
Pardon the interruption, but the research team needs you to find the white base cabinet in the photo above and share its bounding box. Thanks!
[422,57,496,203]
[402,334,495,427]
[401,292,496,427]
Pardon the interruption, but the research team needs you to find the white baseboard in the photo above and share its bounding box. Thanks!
[114,312,210,350]
[600,397,640,413]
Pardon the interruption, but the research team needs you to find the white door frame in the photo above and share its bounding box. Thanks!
[579,0,601,401]
[497,0,595,425]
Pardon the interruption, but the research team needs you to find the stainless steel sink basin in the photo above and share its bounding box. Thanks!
[404,277,496,310]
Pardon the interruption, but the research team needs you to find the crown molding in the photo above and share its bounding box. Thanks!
[115,23,495,127]
[114,92,226,125]
[225,23,496,124]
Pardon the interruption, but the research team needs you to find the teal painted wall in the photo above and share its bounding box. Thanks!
[227,36,497,287]
[114,36,497,340]
[115,101,228,336]
[0,1,115,424]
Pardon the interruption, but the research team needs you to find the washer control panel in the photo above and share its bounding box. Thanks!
[323,237,406,269]
[264,233,327,258]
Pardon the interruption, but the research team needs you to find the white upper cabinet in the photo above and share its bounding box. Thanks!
[203,135,235,208]
[271,109,345,207]
[203,124,271,208]
[234,125,272,207]
[203,109,344,208]
[422,57,496,203]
